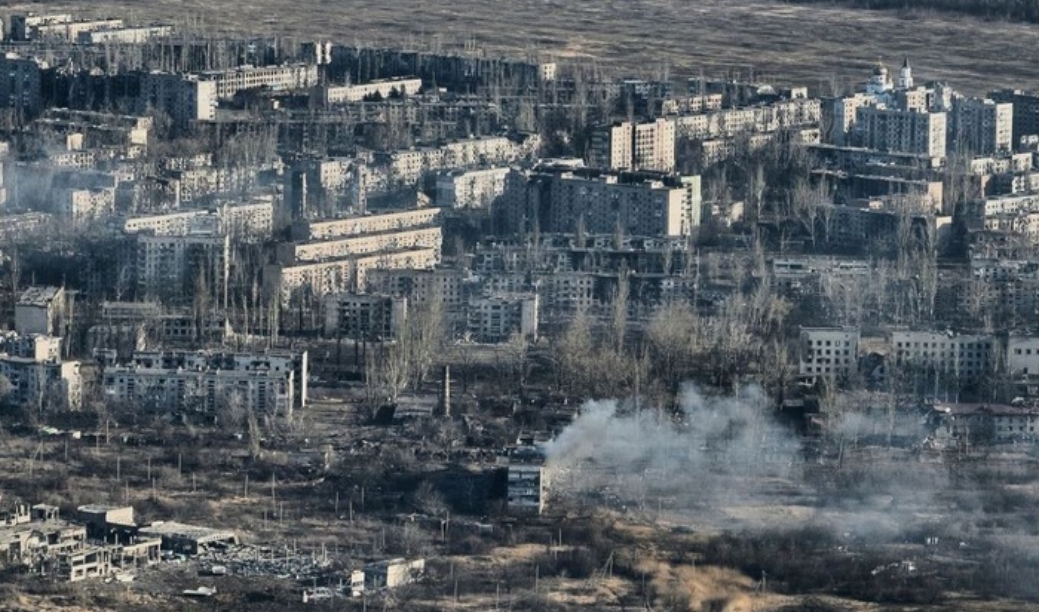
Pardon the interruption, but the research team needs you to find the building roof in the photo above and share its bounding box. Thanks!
[139,521,236,543]
[933,402,1039,417]
[17,286,62,306]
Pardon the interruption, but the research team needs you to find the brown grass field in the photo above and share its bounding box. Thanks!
[8,0,1039,95]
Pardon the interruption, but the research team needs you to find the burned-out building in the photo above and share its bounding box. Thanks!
[505,443,550,516]
[138,521,238,555]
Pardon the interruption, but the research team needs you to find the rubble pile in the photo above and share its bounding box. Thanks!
[197,544,337,580]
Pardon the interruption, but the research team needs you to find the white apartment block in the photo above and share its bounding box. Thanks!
[20,17,122,41]
[292,208,442,241]
[466,293,538,343]
[982,193,1039,217]
[589,119,674,172]
[56,187,115,222]
[890,331,997,380]
[136,234,229,303]
[138,73,217,126]
[674,98,821,141]
[0,333,62,362]
[984,213,1039,244]
[277,227,443,265]
[124,210,199,235]
[321,78,422,104]
[365,267,470,312]
[537,272,596,313]
[798,327,860,379]
[854,106,947,158]
[436,167,510,209]
[544,172,702,237]
[0,355,82,410]
[124,198,273,239]
[268,247,439,305]
[382,135,539,185]
[1006,336,1039,377]
[127,349,307,408]
[589,122,634,171]
[825,93,877,145]
[202,64,319,100]
[11,14,74,40]
[323,293,408,340]
[951,97,1013,155]
[934,402,1039,442]
[102,367,295,416]
[77,24,172,44]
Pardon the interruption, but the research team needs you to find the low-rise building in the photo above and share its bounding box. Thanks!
[933,402,1039,443]
[203,64,319,100]
[320,77,422,105]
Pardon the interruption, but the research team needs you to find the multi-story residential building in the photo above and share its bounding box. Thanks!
[77,24,173,44]
[321,77,422,105]
[990,89,1039,147]
[499,167,702,237]
[0,333,62,362]
[0,355,82,411]
[268,208,444,304]
[465,293,538,343]
[322,293,408,340]
[11,14,123,41]
[377,135,539,186]
[890,331,997,381]
[854,105,947,157]
[0,53,46,116]
[268,247,439,304]
[365,267,472,313]
[101,366,294,416]
[10,13,74,40]
[674,98,821,141]
[933,402,1039,442]
[124,197,274,240]
[1006,336,1039,378]
[202,64,319,100]
[135,234,229,305]
[798,327,860,380]
[506,444,549,516]
[436,167,510,209]
[950,97,1013,155]
[276,227,442,265]
[137,73,217,128]
[126,350,308,409]
[292,208,442,241]
[588,119,675,173]
[824,93,878,145]
[55,187,115,222]
[34,109,153,149]
[283,157,359,217]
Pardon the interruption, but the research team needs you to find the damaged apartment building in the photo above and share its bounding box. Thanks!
[0,503,162,582]
[0,500,239,583]
[97,349,309,417]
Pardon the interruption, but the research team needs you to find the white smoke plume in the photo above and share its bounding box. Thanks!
[543,384,948,536]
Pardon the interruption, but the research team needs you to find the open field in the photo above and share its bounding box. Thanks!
[8,0,1039,94]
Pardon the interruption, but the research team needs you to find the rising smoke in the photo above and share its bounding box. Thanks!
[544,384,949,537]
